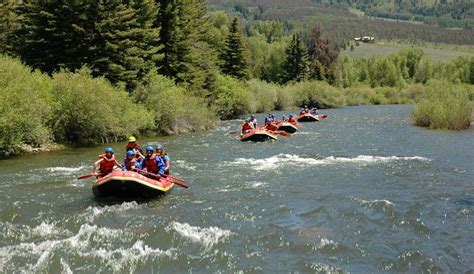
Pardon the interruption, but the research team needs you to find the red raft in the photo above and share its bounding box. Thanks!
[297,113,320,122]
[276,122,298,133]
[92,170,174,198]
[240,127,277,142]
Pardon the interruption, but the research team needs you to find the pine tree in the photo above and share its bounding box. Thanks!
[156,0,219,94]
[220,17,250,80]
[13,0,97,73]
[0,0,19,54]
[93,0,161,91]
[281,34,308,83]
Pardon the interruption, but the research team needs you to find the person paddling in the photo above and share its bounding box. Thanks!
[139,146,166,175]
[125,136,143,158]
[250,114,258,128]
[93,147,122,177]
[122,150,138,171]
[156,144,171,175]
[241,118,255,134]
[288,114,297,124]
[310,107,319,115]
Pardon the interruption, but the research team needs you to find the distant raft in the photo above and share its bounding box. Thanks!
[276,122,298,134]
[240,128,278,142]
[92,170,174,198]
[297,113,320,122]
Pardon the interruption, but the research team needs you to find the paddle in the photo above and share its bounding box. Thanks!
[133,169,189,189]
[77,173,99,180]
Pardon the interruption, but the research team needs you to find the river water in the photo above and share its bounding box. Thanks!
[0,105,473,273]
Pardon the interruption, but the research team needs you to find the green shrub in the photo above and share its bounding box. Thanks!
[135,72,216,134]
[50,68,153,145]
[0,55,53,155]
[284,80,346,109]
[247,79,278,113]
[412,80,472,130]
[213,74,254,119]
[343,86,375,106]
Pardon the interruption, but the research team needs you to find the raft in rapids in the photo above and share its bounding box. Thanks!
[240,128,278,142]
[92,170,174,198]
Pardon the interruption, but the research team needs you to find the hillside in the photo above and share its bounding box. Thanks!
[209,0,473,29]
[208,0,474,46]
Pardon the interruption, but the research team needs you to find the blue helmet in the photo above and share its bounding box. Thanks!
[145,145,154,152]
[126,150,134,156]
[104,147,114,154]
[156,144,163,150]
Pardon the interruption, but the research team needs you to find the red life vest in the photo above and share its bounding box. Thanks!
[126,142,140,151]
[143,155,158,173]
[99,155,116,175]
[242,122,254,133]
[123,158,136,171]
[288,117,297,124]
[266,122,278,131]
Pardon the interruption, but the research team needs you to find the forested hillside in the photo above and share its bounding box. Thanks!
[208,0,474,44]
[210,0,473,29]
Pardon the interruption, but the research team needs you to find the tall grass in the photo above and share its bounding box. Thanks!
[135,72,216,134]
[412,80,472,130]
[50,68,153,145]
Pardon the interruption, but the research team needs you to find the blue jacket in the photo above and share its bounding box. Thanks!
[136,156,165,175]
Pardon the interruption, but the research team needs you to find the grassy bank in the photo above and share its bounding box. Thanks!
[412,81,472,130]
[1,52,473,156]
[0,56,217,156]
[341,42,474,62]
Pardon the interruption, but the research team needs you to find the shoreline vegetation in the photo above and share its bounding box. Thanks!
[0,1,472,157]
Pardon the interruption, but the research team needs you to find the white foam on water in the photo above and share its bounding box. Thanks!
[31,222,68,238]
[79,202,140,222]
[0,224,173,273]
[246,181,268,188]
[222,154,430,171]
[169,222,233,249]
[43,166,88,176]
[174,160,196,171]
[61,258,73,274]
[353,197,395,207]
[318,238,335,248]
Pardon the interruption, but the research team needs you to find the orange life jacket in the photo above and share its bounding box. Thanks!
[143,155,158,173]
[99,155,116,175]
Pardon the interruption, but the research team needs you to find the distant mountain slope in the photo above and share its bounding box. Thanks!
[208,0,473,29]
[208,0,474,45]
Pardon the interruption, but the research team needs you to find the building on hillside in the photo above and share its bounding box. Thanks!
[354,36,375,43]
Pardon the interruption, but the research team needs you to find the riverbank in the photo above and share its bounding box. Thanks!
[1,54,473,157]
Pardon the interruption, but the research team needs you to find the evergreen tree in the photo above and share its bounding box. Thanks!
[13,0,97,73]
[93,0,161,91]
[156,0,219,93]
[0,0,19,54]
[220,17,250,80]
[280,34,308,83]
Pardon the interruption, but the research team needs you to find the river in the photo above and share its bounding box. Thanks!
[0,105,473,273]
